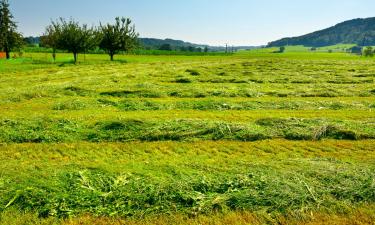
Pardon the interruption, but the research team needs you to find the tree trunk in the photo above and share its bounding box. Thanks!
[110,53,114,61]
[73,52,77,63]
[5,50,10,59]
[52,49,56,62]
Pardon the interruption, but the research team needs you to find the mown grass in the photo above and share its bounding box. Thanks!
[0,51,374,224]
[0,141,374,221]
[0,117,373,143]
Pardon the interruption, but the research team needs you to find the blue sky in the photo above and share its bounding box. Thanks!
[9,0,375,46]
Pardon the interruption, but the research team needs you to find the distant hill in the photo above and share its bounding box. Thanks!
[139,38,258,51]
[140,38,205,49]
[268,17,375,47]
[23,36,40,45]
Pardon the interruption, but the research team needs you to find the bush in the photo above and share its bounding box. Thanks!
[363,46,374,57]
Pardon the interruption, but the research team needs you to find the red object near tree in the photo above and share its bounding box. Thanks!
[0,52,7,59]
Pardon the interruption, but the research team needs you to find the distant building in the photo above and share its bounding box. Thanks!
[0,52,6,59]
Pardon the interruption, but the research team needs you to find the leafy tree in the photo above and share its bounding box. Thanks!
[204,46,209,53]
[159,43,172,51]
[279,46,285,53]
[99,17,138,61]
[49,18,98,63]
[349,46,362,55]
[40,24,60,61]
[0,0,23,59]
[363,46,374,57]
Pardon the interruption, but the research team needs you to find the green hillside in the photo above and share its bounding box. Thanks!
[268,17,375,47]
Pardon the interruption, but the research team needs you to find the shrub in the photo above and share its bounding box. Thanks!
[363,46,374,57]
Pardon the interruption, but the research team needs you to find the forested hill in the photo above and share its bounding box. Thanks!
[139,38,257,51]
[139,38,205,49]
[267,17,375,47]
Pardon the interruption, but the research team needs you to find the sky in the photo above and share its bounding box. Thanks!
[9,0,375,46]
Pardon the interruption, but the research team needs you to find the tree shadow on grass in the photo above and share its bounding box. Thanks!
[112,59,128,64]
[18,57,128,67]
[58,60,76,67]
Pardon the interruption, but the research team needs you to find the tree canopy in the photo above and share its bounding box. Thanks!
[99,17,138,61]
[40,24,60,61]
[0,0,23,59]
[48,18,98,63]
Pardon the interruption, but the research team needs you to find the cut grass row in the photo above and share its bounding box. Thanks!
[0,140,374,221]
[1,54,375,101]
[0,97,375,114]
[2,86,375,102]
[0,116,374,143]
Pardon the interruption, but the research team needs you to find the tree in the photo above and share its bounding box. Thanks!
[159,43,172,51]
[40,24,60,61]
[0,0,23,59]
[187,46,195,52]
[349,46,362,55]
[49,18,97,63]
[363,46,374,57]
[204,46,209,53]
[99,17,139,61]
[279,46,286,53]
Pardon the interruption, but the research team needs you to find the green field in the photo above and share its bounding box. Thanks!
[0,51,374,224]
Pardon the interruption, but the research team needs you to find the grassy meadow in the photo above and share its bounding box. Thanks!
[0,50,374,224]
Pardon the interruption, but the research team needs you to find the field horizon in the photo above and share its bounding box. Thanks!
[0,50,374,224]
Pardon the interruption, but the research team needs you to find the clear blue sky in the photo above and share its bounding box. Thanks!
[9,0,375,46]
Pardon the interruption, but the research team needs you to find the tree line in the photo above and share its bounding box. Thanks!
[41,17,138,62]
[1,0,214,61]
[0,0,23,59]
[0,0,138,62]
